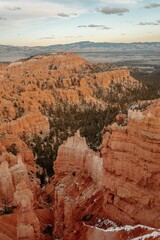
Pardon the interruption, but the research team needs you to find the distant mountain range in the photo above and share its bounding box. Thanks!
[0,41,160,65]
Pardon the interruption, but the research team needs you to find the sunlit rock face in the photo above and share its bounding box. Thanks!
[52,100,160,240]
[101,99,160,228]
[0,129,49,239]
[0,112,49,137]
[14,181,40,240]
[0,160,14,207]
[53,131,104,240]
[82,223,160,240]
[0,53,140,121]
[54,130,103,185]
[0,54,159,240]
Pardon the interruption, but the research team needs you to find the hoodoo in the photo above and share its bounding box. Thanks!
[0,54,159,240]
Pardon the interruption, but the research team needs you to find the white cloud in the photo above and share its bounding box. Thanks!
[138,19,160,25]
[78,24,111,30]
[98,7,129,15]
[98,0,141,3]
[0,0,84,22]
[144,3,160,9]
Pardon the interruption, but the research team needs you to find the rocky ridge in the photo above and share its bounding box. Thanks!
[52,99,160,240]
[0,53,159,240]
[0,53,140,123]
[101,100,160,228]
[0,112,49,137]
[0,113,51,239]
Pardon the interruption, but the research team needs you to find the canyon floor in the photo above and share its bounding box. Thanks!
[0,52,160,240]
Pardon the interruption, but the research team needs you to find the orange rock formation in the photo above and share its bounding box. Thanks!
[14,181,40,240]
[0,52,139,122]
[52,100,160,240]
[101,99,160,228]
[0,53,159,240]
[0,112,49,137]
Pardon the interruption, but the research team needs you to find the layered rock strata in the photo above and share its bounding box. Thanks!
[0,53,140,122]
[14,181,40,240]
[0,137,48,239]
[101,100,160,228]
[0,112,49,137]
[53,100,160,239]
[0,54,158,240]
[53,131,104,239]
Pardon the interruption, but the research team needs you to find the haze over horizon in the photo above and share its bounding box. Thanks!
[0,0,160,46]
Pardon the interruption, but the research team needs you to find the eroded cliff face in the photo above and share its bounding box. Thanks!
[0,53,140,123]
[14,181,40,240]
[0,137,54,240]
[0,54,159,240]
[52,100,160,240]
[101,100,160,228]
[0,117,51,240]
[0,112,49,137]
[53,130,104,239]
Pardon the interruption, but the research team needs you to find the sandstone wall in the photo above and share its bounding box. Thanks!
[52,100,160,239]
[95,69,130,88]
[14,181,40,240]
[53,130,104,239]
[0,112,49,137]
[101,100,160,227]
[0,53,140,121]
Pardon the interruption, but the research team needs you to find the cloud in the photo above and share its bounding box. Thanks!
[0,16,7,20]
[78,25,87,28]
[65,35,82,38]
[57,12,77,17]
[144,3,160,9]
[39,0,142,5]
[138,20,160,25]
[97,7,129,15]
[78,24,111,30]
[88,24,111,29]
[88,24,103,27]
[5,6,21,11]
[57,13,69,17]
[0,0,83,22]
[39,35,55,40]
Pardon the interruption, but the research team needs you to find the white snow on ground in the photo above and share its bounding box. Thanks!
[84,219,160,239]
[131,231,160,240]
[88,223,159,234]
[95,219,118,228]
[98,224,156,233]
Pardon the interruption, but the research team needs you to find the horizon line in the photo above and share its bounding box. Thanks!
[0,40,160,48]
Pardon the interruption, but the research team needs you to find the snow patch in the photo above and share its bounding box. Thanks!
[132,231,160,240]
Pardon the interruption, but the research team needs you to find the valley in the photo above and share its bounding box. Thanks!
[0,53,160,240]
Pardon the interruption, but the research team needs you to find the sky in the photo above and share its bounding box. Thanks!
[0,0,160,46]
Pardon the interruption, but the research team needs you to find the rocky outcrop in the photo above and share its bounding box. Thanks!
[0,141,50,239]
[0,151,34,209]
[0,112,49,137]
[101,99,160,228]
[0,53,140,122]
[0,54,158,240]
[14,181,40,240]
[83,223,160,240]
[0,213,17,240]
[0,160,14,208]
[53,131,103,239]
[52,100,160,239]
[0,135,35,171]
[10,155,30,188]
[54,130,103,185]
[95,69,131,88]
